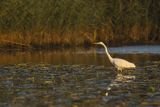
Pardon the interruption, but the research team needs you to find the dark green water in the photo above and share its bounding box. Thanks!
[0,46,160,107]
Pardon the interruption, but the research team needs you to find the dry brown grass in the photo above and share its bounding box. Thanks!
[0,24,159,50]
[0,29,96,49]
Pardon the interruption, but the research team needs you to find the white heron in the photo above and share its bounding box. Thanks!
[94,42,136,71]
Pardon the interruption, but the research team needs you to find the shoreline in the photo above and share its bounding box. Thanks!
[0,42,160,52]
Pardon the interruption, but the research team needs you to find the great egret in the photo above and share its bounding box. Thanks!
[94,42,136,71]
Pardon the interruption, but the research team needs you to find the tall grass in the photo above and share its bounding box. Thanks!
[0,0,159,49]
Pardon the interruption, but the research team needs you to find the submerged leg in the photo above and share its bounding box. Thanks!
[117,68,122,72]
[120,69,122,72]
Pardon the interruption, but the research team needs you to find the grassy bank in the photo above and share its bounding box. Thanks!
[0,0,159,49]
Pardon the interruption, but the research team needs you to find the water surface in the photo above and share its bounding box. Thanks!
[0,46,160,65]
[0,45,160,107]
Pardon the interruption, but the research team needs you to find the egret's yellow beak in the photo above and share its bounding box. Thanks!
[93,42,100,45]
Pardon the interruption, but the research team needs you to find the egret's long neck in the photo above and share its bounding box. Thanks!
[101,43,113,62]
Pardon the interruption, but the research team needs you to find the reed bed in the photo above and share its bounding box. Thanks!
[0,0,159,49]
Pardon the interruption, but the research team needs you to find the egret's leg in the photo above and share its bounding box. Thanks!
[117,68,122,72]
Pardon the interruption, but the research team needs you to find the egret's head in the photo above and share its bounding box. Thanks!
[93,42,104,45]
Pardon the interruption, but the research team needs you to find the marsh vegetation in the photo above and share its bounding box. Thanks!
[0,0,160,106]
[0,0,160,48]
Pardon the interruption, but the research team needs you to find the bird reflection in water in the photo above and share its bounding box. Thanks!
[103,72,136,103]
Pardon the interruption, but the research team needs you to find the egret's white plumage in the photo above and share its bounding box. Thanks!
[94,42,136,71]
